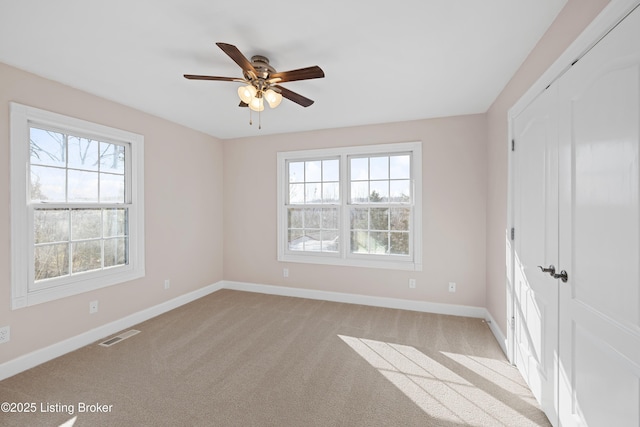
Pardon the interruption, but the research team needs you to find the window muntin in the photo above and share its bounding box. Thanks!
[10,102,145,309]
[33,207,128,282]
[30,128,127,203]
[350,206,411,255]
[277,142,422,271]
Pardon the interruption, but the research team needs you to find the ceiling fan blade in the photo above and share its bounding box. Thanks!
[184,74,244,82]
[216,42,257,78]
[269,66,325,83]
[277,86,314,107]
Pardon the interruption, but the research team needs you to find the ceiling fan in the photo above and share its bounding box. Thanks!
[184,42,325,126]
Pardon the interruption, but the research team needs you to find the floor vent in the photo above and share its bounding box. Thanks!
[99,330,140,347]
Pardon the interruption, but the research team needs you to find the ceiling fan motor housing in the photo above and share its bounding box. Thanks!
[246,55,275,80]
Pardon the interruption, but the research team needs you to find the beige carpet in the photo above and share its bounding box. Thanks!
[0,290,551,427]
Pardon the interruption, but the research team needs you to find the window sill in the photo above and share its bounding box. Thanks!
[278,253,423,271]
[13,266,145,309]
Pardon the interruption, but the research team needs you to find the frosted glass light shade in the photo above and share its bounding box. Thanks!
[249,96,264,112]
[238,85,257,104]
[264,89,283,108]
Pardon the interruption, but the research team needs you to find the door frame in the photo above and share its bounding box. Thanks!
[506,0,640,366]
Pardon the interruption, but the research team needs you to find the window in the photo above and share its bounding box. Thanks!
[349,154,412,256]
[286,158,340,253]
[277,142,422,270]
[10,103,145,308]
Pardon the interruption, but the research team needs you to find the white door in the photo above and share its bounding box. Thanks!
[557,5,640,426]
[513,83,560,425]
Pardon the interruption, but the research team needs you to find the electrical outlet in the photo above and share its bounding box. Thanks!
[448,282,456,293]
[164,279,170,290]
[0,326,10,344]
[408,279,416,289]
[89,300,98,314]
[283,268,289,278]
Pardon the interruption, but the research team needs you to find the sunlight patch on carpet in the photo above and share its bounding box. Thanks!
[338,335,545,426]
[440,351,538,405]
[59,416,77,427]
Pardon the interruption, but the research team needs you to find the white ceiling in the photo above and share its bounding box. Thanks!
[0,0,567,139]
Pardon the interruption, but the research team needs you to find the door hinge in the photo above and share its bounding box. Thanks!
[510,317,516,329]
[510,227,515,241]
[511,139,515,151]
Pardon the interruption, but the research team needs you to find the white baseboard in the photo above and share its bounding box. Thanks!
[1,280,502,381]
[0,281,224,381]
[222,280,488,318]
[484,310,508,357]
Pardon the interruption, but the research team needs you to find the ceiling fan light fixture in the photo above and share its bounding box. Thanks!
[249,96,264,112]
[238,84,257,104]
[264,89,282,108]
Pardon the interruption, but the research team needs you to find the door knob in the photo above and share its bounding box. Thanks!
[552,270,568,282]
[537,265,556,275]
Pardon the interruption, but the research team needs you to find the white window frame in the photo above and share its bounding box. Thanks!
[10,103,145,309]
[277,142,422,271]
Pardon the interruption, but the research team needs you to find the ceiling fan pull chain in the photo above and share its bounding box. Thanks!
[259,108,262,130]
[249,107,253,126]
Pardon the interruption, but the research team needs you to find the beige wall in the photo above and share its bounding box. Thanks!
[485,0,611,333]
[223,115,488,306]
[0,62,224,364]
